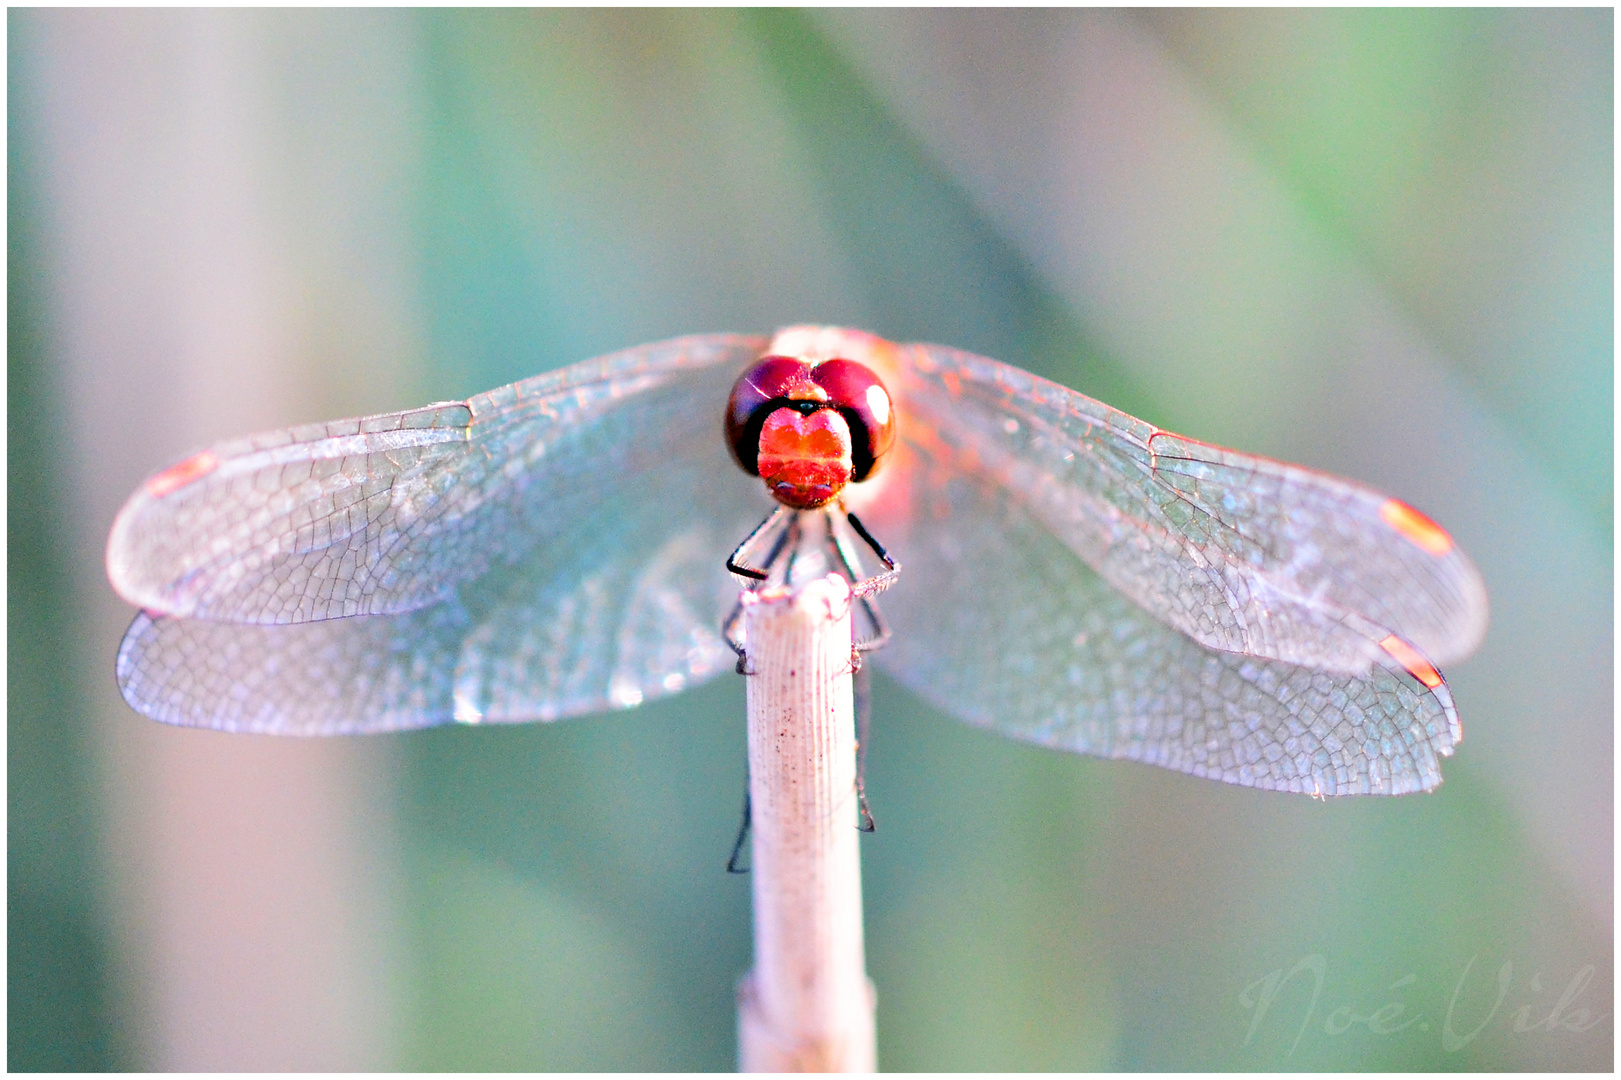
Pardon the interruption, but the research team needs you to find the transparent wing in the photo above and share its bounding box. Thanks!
[108,334,769,624]
[112,335,774,733]
[116,509,751,734]
[883,344,1487,674]
[869,445,1460,795]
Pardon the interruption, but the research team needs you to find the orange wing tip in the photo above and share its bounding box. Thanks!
[146,451,220,497]
[1380,498,1453,556]
[1380,634,1444,689]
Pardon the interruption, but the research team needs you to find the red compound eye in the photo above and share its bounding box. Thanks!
[725,356,816,477]
[725,355,896,509]
[809,358,894,483]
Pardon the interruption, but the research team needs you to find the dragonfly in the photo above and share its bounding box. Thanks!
[107,326,1487,797]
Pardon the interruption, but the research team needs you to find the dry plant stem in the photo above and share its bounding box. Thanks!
[737,574,876,1073]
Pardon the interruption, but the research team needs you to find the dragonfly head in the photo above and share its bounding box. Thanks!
[726,351,896,510]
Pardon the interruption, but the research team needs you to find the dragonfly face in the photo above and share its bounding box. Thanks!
[106,326,1486,796]
[725,351,897,509]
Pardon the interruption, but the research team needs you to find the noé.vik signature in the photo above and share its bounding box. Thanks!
[1240,954,1606,1056]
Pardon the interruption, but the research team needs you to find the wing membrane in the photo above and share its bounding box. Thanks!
[871,444,1460,795]
[108,327,1481,774]
[107,334,769,624]
[889,343,1487,672]
[112,337,773,733]
[116,509,753,734]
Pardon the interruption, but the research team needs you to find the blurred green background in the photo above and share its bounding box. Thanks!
[9,9,1611,1070]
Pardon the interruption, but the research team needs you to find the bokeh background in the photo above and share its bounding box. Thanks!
[9,9,1611,1070]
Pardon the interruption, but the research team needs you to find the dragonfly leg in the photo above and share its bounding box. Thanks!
[722,597,755,675]
[827,510,898,653]
[726,507,788,581]
[726,509,795,675]
[833,508,900,597]
[853,594,893,655]
[845,510,895,570]
[854,664,876,833]
[779,512,808,584]
[726,784,752,873]
[831,509,887,829]
[727,507,889,840]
